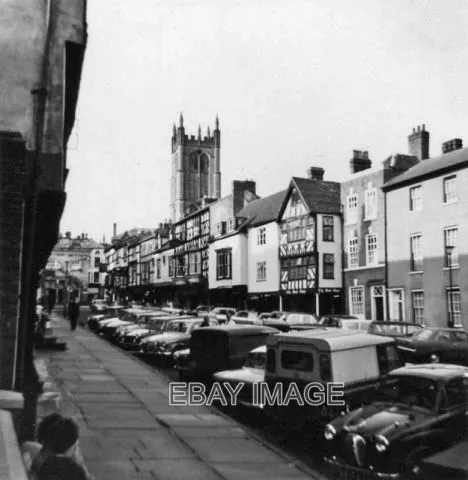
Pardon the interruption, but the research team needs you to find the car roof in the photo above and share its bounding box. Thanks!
[322,314,358,319]
[369,321,423,327]
[250,345,266,354]
[193,325,278,336]
[267,330,394,351]
[390,363,468,380]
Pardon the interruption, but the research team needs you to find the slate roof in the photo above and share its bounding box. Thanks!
[383,147,468,191]
[284,177,342,216]
[237,190,288,228]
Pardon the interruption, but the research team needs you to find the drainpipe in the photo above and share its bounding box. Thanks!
[384,190,389,321]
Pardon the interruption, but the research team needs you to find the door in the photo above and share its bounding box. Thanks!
[449,330,468,365]
[371,286,385,321]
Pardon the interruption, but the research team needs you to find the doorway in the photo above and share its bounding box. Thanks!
[371,285,386,320]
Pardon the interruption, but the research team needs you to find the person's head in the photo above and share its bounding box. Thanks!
[37,413,62,444]
[43,417,79,455]
[36,455,87,480]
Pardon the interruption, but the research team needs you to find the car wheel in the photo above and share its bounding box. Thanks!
[429,352,440,363]
[404,446,431,479]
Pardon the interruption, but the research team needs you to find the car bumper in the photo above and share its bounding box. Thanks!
[324,456,400,479]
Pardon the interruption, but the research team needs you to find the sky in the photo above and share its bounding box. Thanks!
[60,0,468,242]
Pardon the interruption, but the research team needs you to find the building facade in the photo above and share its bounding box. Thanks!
[277,171,342,315]
[170,114,221,222]
[384,139,468,328]
[341,144,420,320]
[0,0,87,417]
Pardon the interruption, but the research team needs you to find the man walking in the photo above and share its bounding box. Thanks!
[67,298,80,331]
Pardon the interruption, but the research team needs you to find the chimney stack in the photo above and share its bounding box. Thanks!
[113,223,117,237]
[349,150,372,174]
[408,124,429,161]
[307,167,324,181]
[442,138,463,154]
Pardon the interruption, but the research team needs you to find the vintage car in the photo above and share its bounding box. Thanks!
[213,345,266,409]
[116,315,193,350]
[264,330,403,423]
[319,314,359,327]
[90,298,108,313]
[97,308,150,337]
[187,325,279,380]
[160,307,187,316]
[230,311,261,326]
[139,317,209,362]
[397,327,468,365]
[208,307,237,324]
[262,312,321,332]
[114,310,170,337]
[368,321,424,338]
[87,305,126,331]
[327,319,373,332]
[173,348,191,378]
[188,305,211,317]
[324,363,468,479]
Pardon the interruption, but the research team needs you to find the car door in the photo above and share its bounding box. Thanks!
[437,378,467,444]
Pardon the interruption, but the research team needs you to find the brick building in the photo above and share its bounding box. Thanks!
[0,0,87,439]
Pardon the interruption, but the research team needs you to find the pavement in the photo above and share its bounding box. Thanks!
[34,308,325,480]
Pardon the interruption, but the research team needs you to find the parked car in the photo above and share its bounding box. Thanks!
[213,345,266,409]
[139,317,208,363]
[319,314,359,328]
[323,363,468,479]
[264,330,404,424]
[116,314,190,350]
[187,325,279,380]
[87,305,126,331]
[188,305,211,317]
[368,321,424,338]
[161,307,187,316]
[257,312,272,322]
[397,327,468,365]
[114,310,168,337]
[173,348,191,378]
[90,298,108,313]
[97,308,149,337]
[230,311,260,325]
[208,307,237,324]
[262,312,320,332]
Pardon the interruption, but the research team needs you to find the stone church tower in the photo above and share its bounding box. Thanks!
[170,114,221,222]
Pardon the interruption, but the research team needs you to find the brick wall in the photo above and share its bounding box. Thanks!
[0,132,26,389]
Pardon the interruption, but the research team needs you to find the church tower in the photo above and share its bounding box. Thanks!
[170,114,221,222]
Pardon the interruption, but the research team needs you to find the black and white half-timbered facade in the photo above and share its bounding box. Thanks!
[277,173,343,315]
[171,207,210,306]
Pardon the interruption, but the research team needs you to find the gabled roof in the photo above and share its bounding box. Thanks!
[237,190,288,228]
[383,147,468,191]
[278,177,341,219]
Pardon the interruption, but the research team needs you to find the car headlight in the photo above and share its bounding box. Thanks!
[324,424,336,441]
[374,435,389,452]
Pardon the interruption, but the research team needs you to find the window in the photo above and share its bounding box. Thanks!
[388,289,404,321]
[322,216,334,242]
[443,175,457,204]
[348,236,359,268]
[257,227,266,245]
[156,259,161,279]
[287,217,306,242]
[366,234,378,266]
[412,291,424,324]
[350,286,364,316]
[188,252,201,275]
[93,272,99,283]
[285,256,315,281]
[409,186,422,211]
[444,227,458,266]
[216,222,226,236]
[256,261,266,282]
[281,350,314,372]
[346,194,358,224]
[94,257,100,268]
[377,344,403,375]
[168,256,175,277]
[365,189,377,219]
[216,249,232,280]
[410,234,423,271]
[319,355,331,381]
[323,254,334,279]
[447,288,462,326]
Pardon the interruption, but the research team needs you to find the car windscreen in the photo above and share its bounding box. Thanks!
[412,329,440,341]
[286,314,317,324]
[167,321,189,333]
[244,351,266,369]
[147,319,167,331]
[378,375,438,411]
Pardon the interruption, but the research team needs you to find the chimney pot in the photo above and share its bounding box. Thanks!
[349,151,372,174]
[408,125,429,161]
[307,167,325,181]
[442,138,463,154]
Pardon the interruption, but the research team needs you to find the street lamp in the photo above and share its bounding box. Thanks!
[63,260,69,315]
[445,245,455,328]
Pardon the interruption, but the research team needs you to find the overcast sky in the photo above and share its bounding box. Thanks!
[60,0,468,242]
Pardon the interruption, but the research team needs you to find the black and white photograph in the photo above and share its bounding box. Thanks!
[1,1,468,479]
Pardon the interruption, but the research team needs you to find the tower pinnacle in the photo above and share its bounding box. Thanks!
[173,123,176,137]
[207,126,211,137]
[198,124,201,140]
[179,113,184,128]
[215,115,219,130]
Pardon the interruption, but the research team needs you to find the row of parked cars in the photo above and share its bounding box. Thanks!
[86,302,468,479]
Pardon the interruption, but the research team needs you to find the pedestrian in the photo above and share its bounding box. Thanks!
[36,456,87,480]
[68,299,80,331]
[200,315,210,327]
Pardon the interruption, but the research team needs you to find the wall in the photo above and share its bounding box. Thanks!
[387,166,468,327]
[247,222,280,294]
[316,213,343,289]
[208,234,247,289]
[209,195,233,236]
